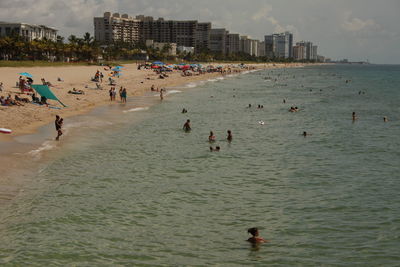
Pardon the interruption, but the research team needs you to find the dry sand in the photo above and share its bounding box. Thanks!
[0,62,308,139]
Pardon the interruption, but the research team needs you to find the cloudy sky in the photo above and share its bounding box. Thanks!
[1,0,399,63]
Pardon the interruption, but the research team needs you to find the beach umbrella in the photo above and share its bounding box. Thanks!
[112,67,122,71]
[19,72,33,78]
[151,65,161,69]
[152,61,165,65]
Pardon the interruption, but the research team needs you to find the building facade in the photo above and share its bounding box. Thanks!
[94,12,211,52]
[209,28,228,55]
[0,22,57,41]
[226,33,240,54]
[94,12,140,44]
[264,32,293,59]
[296,41,317,61]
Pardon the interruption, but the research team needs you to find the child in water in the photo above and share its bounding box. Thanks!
[247,227,266,244]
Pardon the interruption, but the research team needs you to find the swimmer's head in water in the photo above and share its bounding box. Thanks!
[248,227,259,237]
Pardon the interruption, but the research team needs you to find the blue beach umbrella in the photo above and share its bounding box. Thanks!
[152,61,165,65]
[19,72,33,78]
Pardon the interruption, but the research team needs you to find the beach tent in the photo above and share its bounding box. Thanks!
[31,84,67,107]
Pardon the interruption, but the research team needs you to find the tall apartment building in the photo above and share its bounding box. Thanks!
[94,12,140,44]
[94,12,211,52]
[296,41,317,60]
[264,32,293,59]
[240,36,259,56]
[258,41,266,57]
[293,45,306,60]
[209,28,228,54]
[0,22,57,41]
[226,33,240,54]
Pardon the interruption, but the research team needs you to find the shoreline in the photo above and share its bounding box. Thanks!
[0,62,319,202]
[0,62,315,140]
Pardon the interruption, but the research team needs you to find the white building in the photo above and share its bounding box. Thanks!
[146,40,177,56]
[0,22,57,41]
[94,12,141,44]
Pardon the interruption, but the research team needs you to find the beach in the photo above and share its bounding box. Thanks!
[0,63,309,138]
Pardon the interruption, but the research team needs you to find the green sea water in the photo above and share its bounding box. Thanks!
[0,65,399,266]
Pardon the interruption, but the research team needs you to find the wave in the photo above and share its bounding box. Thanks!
[28,141,56,158]
[123,107,149,113]
[165,90,182,95]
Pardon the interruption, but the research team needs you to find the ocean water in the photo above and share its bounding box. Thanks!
[0,65,399,266]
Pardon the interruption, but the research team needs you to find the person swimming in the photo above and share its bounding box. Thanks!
[183,119,191,132]
[383,116,388,122]
[209,131,216,142]
[247,227,266,244]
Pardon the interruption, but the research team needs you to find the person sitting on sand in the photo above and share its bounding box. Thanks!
[209,131,216,142]
[247,227,266,244]
[68,88,84,95]
[183,119,191,132]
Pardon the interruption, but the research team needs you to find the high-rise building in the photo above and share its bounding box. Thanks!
[293,45,306,61]
[258,41,266,57]
[239,36,259,56]
[264,32,293,59]
[226,33,240,54]
[312,45,318,61]
[0,22,57,41]
[94,12,211,52]
[209,28,228,54]
[94,12,140,44]
[296,41,316,60]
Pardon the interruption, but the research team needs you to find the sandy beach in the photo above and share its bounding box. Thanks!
[0,62,308,139]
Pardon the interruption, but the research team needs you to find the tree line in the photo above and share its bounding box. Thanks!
[0,32,316,63]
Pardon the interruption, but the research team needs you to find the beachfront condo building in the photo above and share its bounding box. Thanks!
[94,12,211,53]
[239,36,260,57]
[94,12,141,44]
[264,32,293,59]
[226,33,240,54]
[0,22,57,41]
[293,45,306,60]
[296,41,318,61]
[210,28,228,55]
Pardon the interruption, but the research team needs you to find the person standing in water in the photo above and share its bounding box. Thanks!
[247,227,266,244]
[209,131,216,142]
[227,130,233,142]
[160,89,164,100]
[55,115,63,141]
[183,119,191,132]
[352,112,357,121]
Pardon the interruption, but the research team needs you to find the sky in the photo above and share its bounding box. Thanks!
[0,0,399,64]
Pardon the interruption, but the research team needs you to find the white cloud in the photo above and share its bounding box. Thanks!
[342,17,379,32]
